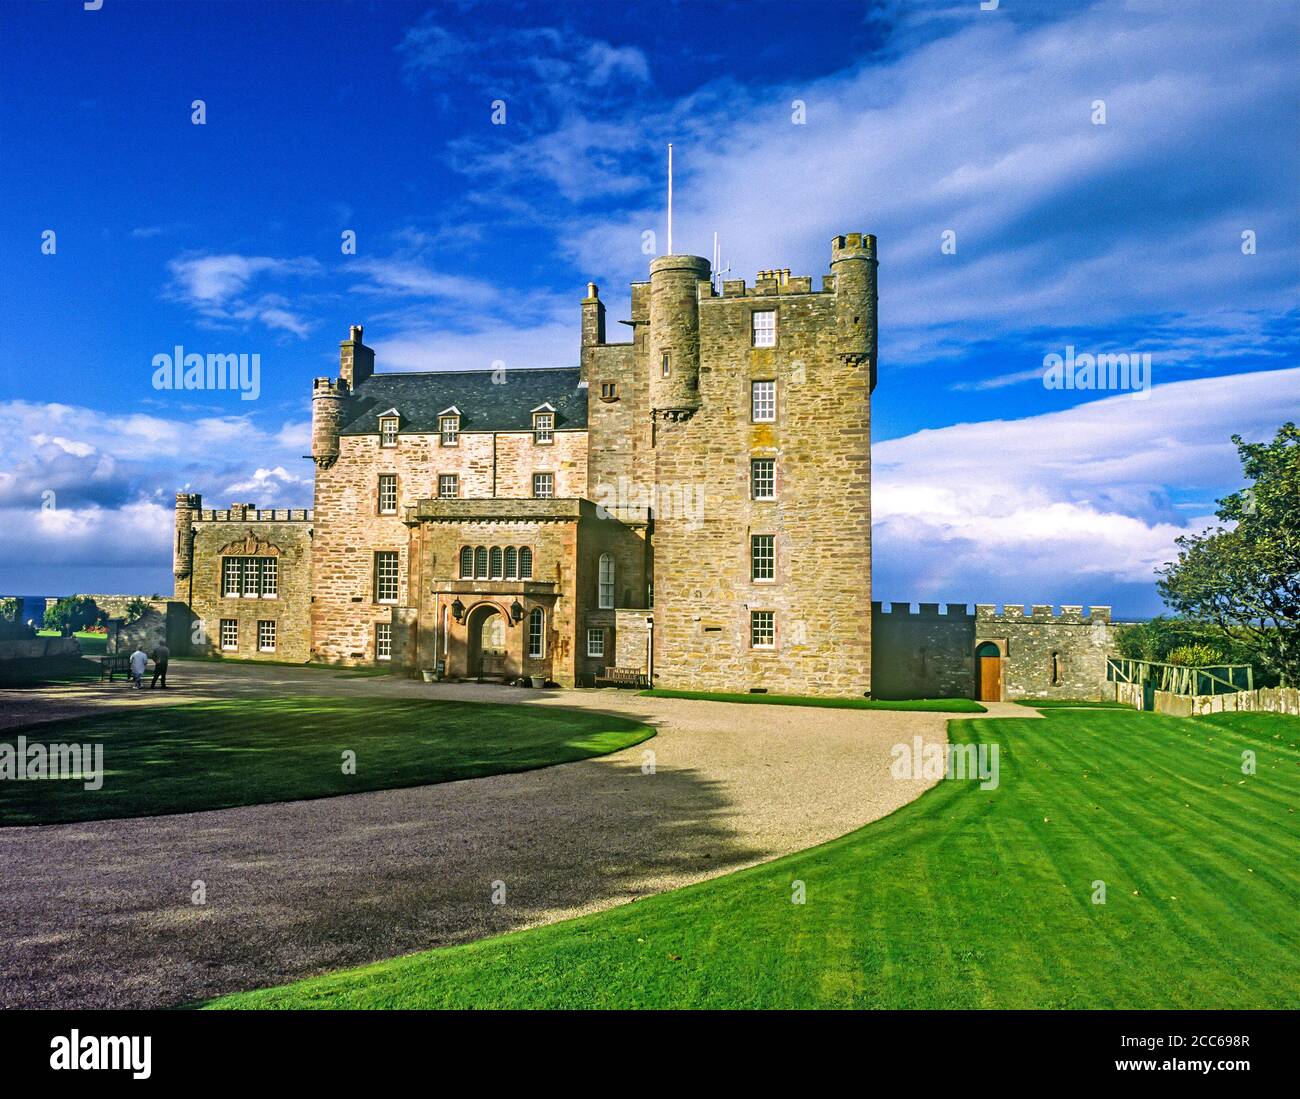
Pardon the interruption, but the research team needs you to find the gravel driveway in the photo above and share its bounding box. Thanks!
[0,663,1033,1008]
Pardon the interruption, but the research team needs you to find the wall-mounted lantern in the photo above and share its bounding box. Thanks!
[510,599,525,624]
[451,598,465,622]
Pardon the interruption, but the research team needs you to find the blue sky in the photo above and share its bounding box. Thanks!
[1,0,1297,614]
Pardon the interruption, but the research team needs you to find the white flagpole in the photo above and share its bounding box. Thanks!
[667,143,673,254]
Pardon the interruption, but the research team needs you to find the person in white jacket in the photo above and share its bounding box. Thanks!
[128,647,148,690]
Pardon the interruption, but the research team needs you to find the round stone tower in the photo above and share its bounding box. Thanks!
[648,253,711,417]
[311,376,347,468]
[173,491,201,590]
[830,233,878,376]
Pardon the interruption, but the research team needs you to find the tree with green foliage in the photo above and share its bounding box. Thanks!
[1113,615,1255,665]
[124,597,152,623]
[1164,643,1226,668]
[1157,423,1299,686]
[43,595,103,637]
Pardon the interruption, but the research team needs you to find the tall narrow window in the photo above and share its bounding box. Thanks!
[752,380,776,422]
[661,352,670,377]
[598,552,615,609]
[533,472,554,499]
[260,556,277,597]
[505,546,518,579]
[375,551,399,603]
[222,557,241,598]
[242,557,261,597]
[528,607,545,658]
[376,623,392,661]
[751,458,775,500]
[474,546,489,579]
[459,546,474,578]
[439,414,459,446]
[438,473,458,499]
[751,610,775,649]
[519,547,533,579]
[533,412,554,444]
[380,416,398,447]
[752,310,777,348]
[378,474,397,514]
[220,619,238,651]
[489,546,504,579]
[258,620,276,652]
[751,535,775,581]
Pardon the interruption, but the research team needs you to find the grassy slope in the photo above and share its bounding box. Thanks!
[640,688,985,713]
[207,708,1300,1009]
[0,697,653,825]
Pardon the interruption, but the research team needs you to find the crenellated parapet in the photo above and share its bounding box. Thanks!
[975,603,1112,624]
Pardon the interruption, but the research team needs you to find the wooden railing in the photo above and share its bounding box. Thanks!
[1107,656,1253,697]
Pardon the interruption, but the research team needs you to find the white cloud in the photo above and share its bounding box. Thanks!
[872,367,1300,609]
[165,253,322,337]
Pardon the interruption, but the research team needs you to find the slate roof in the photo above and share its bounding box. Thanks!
[338,368,588,435]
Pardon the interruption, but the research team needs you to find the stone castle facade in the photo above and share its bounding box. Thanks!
[170,233,1120,700]
[174,234,880,695]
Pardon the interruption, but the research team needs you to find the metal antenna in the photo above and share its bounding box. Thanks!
[711,230,731,291]
[667,143,673,254]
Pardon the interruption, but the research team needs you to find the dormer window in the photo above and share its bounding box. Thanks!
[379,416,399,447]
[438,407,461,446]
[532,405,555,445]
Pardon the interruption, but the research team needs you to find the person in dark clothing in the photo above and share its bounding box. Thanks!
[150,642,170,688]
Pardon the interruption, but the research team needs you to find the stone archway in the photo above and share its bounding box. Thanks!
[466,604,508,681]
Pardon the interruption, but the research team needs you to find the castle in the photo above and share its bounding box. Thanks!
[170,233,1119,700]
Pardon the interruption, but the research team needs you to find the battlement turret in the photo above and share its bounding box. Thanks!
[173,491,201,589]
[311,375,348,469]
[831,233,878,388]
[648,253,711,420]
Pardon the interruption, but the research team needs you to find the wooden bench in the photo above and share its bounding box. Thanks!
[99,654,132,681]
[593,666,646,689]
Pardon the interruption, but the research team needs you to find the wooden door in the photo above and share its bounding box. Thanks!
[978,656,1002,701]
[480,613,507,678]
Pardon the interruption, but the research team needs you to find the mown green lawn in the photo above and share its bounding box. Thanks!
[640,688,985,713]
[1013,699,1132,709]
[0,697,653,825]
[207,707,1299,1009]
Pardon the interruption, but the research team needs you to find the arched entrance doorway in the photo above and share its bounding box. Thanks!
[466,605,507,680]
[975,641,1002,701]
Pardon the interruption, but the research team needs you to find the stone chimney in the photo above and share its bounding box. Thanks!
[339,324,375,389]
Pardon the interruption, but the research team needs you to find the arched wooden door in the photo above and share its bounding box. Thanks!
[975,641,1002,702]
[468,607,507,679]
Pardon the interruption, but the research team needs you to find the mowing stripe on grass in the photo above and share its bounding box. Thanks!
[205,708,1299,1010]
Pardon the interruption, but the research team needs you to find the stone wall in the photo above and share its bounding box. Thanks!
[407,498,647,687]
[183,515,313,663]
[105,603,192,657]
[1135,685,1300,717]
[0,636,80,661]
[870,602,976,699]
[872,601,1121,701]
[310,429,588,665]
[613,609,651,671]
[647,239,875,697]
